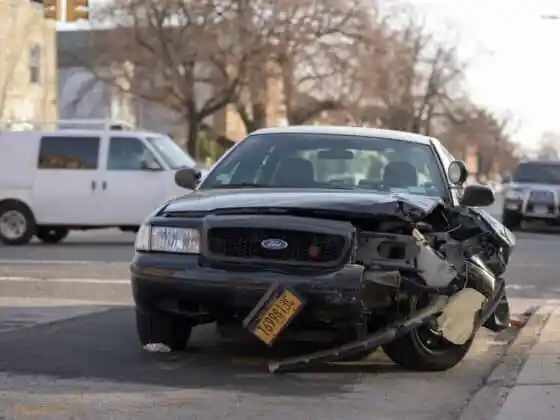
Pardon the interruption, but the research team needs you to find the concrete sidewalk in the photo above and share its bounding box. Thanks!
[494,306,560,420]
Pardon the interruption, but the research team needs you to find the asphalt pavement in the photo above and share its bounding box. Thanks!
[0,297,539,420]
[0,193,559,419]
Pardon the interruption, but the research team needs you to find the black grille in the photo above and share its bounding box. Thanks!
[207,227,346,263]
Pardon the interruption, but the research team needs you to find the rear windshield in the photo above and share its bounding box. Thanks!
[513,163,560,185]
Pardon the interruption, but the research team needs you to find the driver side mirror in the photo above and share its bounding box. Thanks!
[175,167,201,190]
[448,160,469,185]
[460,184,495,207]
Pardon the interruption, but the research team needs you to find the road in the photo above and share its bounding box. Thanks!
[0,298,540,420]
[0,193,559,419]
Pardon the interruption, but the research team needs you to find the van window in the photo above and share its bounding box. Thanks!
[107,137,161,171]
[38,136,100,170]
[146,136,196,169]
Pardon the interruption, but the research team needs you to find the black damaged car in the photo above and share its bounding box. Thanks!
[131,126,515,373]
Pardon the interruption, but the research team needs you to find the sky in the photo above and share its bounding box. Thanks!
[58,0,560,148]
[414,0,560,148]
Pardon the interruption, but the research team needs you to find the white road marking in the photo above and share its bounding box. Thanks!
[0,297,117,333]
[0,260,126,265]
[0,277,130,284]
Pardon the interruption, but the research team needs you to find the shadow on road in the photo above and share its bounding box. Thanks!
[0,308,379,396]
[0,306,515,397]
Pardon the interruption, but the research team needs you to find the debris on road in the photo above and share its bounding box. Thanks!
[143,343,171,353]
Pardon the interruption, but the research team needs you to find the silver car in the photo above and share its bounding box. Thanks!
[502,160,560,230]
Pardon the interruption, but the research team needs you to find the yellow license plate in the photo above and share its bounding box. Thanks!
[251,289,303,346]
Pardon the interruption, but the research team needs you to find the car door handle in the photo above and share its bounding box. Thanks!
[90,180,96,191]
[102,181,107,190]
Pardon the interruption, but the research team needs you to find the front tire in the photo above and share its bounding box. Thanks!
[36,227,69,244]
[0,201,35,245]
[382,324,473,371]
[135,309,192,351]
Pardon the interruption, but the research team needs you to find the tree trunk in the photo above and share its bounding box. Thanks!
[187,119,199,160]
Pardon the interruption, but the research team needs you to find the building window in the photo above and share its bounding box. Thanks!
[29,44,41,84]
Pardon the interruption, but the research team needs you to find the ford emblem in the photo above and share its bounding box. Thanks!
[261,238,288,250]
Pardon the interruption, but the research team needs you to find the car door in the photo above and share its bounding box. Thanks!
[100,136,167,226]
[33,135,104,225]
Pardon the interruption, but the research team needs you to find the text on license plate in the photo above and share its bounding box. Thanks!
[251,289,303,345]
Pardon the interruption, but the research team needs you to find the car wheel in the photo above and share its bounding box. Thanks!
[36,227,70,244]
[502,210,521,231]
[135,309,192,351]
[0,201,35,245]
[382,321,473,371]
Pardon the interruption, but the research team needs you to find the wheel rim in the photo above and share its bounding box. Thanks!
[410,297,456,354]
[414,322,451,353]
[0,210,27,240]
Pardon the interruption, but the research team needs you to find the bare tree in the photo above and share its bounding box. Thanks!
[440,101,520,175]
[79,0,268,156]
[536,131,560,161]
[230,0,372,133]
[344,6,465,134]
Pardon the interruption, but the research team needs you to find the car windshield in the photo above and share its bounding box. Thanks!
[146,136,196,169]
[199,132,448,199]
[513,162,560,185]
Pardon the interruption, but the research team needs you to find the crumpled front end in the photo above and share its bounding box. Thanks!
[231,197,514,373]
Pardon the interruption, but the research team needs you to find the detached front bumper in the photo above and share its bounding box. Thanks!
[131,252,367,325]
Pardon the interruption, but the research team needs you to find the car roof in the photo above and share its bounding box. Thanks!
[0,130,157,137]
[251,125,434,145]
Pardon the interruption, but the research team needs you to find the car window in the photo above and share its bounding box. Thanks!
[513,162,560,185]
[146,135,196,169]
[200,133,448,199]
[107,137,161,171]
[38,136,100,170]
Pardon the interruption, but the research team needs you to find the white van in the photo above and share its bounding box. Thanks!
[0,120,200,245]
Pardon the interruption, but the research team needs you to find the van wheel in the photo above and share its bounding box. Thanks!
[135,309,192,351]
[0,201,35,245]
[36,227,70,244]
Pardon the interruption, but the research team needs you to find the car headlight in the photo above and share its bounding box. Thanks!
[505,187,526,200]
[134,225,200,254]
[135,224,151,251]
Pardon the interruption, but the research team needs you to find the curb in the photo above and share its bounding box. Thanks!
[457,304,555,420]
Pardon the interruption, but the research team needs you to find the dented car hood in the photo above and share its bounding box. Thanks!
[162,188,445,221]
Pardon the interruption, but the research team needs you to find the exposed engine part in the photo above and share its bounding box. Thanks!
[411,228,458,288]
[355,232,418,269]
[465,255,497,297]
[363,270,401,288]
